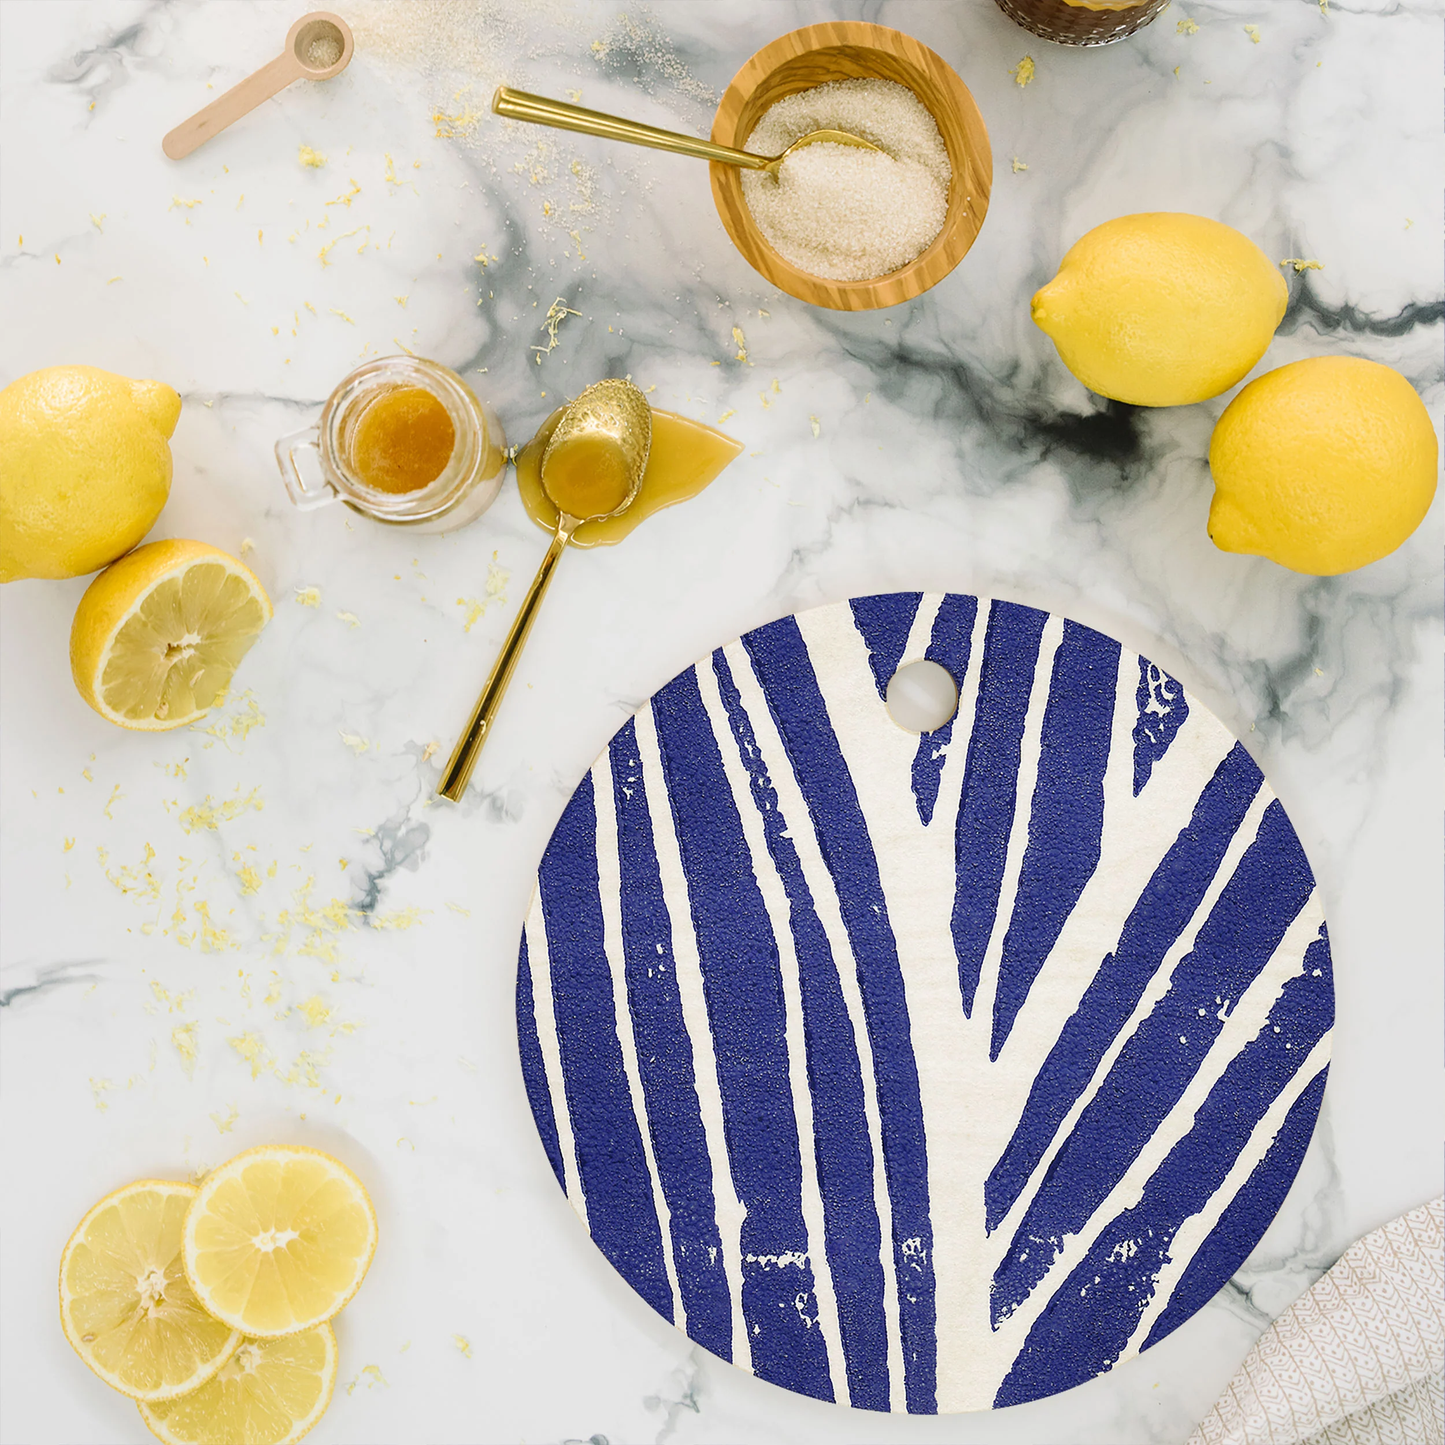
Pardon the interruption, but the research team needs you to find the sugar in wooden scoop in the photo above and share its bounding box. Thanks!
[740,78,951,282]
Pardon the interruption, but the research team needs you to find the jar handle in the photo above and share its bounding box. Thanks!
[274,427,338,511]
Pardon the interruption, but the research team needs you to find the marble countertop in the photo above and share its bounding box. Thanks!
[1,2,1441,1442]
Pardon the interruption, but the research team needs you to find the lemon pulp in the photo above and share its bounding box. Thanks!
[183,1146,377,1338]
[59,1180,241,1401]
[70,539,272,731]
[104,562,266,721]
[137,1323,337,1445]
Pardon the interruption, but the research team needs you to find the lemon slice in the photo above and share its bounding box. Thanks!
[59,1179,242,1401]
[70,538,272,731]
[183,1146,377,1337]
[137,1323,337,1445]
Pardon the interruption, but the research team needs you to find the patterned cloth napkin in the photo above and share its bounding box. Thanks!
[1188,1197,1443,1445]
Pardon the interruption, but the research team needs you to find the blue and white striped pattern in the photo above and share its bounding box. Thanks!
[517,593,1333,1413]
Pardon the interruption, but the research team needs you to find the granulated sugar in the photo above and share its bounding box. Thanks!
[306,34,343,68]
[740,78,951,282]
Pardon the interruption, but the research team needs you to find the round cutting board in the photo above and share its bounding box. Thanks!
[516,593,1333,1414]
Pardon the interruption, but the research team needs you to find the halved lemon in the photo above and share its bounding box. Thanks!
[183,1146,377,1338]
[137,1322,337,1445]
[59,1179,242,1401]
[70,538,271,731]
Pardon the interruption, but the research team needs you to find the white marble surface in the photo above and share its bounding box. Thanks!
[1,1,1441,1442]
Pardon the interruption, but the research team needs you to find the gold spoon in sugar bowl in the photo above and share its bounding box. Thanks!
[437,379,652,803]
[492,85,882,174]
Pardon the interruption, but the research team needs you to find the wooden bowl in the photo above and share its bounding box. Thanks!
[710,22,992,311]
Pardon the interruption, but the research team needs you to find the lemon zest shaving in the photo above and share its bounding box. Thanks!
[371,905,426,930]
[317,225,366,267]
[325,178,361,207]
[432,101,483,139]
[229,1032,268,1078]
[201,691,265,745]
[298,995,333,1027]
[175,787,264,833]
[532,297,580,361]
[99,842,162,901]
[172,1021,199,1074]
[194,900,233,952]
[347,1364,390,1395]
[151,981,194,1013]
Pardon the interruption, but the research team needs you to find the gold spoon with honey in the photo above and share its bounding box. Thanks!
[437,379,652,802]
[492,86,882,174]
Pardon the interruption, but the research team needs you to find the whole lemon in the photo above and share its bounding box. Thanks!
[0,365,181,582]
[1031,213,1288,407]
[1208,356,1437,575]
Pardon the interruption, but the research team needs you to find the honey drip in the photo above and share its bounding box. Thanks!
[350,386,455,494]
[517,406,743,547]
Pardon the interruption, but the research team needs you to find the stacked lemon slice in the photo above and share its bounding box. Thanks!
[59,1147,377,1445]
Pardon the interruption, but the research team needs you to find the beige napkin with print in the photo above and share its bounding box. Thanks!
[1188,1196,1443,1445]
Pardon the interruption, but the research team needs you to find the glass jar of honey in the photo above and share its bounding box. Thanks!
[275,356,506,531]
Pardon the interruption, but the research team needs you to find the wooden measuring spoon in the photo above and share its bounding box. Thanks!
[162,11,353,160]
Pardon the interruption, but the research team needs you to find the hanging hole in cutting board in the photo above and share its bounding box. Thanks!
[886,658,959,732]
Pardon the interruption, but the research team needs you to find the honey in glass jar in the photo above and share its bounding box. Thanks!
[275,356,505,531]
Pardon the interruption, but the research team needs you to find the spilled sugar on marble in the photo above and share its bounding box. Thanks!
[741,78,950,282]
